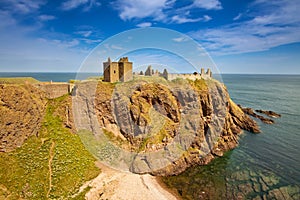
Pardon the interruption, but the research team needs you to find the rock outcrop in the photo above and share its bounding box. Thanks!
[0,84,47,152]
[239,106,281,124]
[255,109,281,118]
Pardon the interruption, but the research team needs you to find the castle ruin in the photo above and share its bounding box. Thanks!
[103,57,133,82]
[103,57,212,82]
[136,65,212,81]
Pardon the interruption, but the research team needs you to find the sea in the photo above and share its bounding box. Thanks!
[1,72,299,199]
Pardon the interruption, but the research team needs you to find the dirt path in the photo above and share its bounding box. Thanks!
[47,141,55,198]
[80,162,178,200]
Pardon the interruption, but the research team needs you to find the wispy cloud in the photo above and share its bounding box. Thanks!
[75,30,92,37]
[110,44,124,50]
[171,15,201,24]
[136,22,152,28]
[38,15,56,21]
[114,0,218,25]
[1,0,46,14]
[191,0,222,10]
[171,14,212,24]
[51,39,80,48]
[172,36,189,42]
[61,0,101,11]
[233,13,242,21]
[190,0,300,55]
[104,44,125,51]
[114,0,174,21]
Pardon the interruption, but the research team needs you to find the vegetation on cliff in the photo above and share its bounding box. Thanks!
[0,91,100,199]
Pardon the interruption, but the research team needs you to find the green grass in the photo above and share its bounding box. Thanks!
[0,95,100,199]
[0,77,40,84]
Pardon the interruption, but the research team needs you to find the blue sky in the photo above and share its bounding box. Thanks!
[0,0,299,74]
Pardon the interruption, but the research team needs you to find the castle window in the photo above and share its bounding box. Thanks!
[114,70,116,74]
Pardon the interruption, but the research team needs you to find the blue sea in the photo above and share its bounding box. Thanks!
[0,72,100,82]
[1,72,299,199]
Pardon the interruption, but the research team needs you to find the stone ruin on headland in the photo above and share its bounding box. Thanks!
[134,65,212,81]
[102,57,212,83]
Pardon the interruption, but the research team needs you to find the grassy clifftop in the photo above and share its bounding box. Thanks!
[0,77,40,84]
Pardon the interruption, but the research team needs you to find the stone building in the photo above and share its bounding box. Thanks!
[103,57,133,82]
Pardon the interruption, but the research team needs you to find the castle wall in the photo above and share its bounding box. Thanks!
[109,62,119,83]
[167,73,211,81]
[35,83,73,99]
[119,61,133,82]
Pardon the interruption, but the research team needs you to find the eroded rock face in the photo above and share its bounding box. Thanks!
[129,83,180,127]
[0,84,47,152]
[92,79,260,176]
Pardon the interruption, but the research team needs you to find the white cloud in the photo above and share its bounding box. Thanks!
[233,13,242,21]
[61,0,101,11]
[136,22,152,28]
[51,39,80,48]
[203,15,212,22]
[114,0,217,24]
[75,30,92,37]
[114,0,174,21]
[192,0,222,10]
[111,45,124,50]
[171,14,212,24]
[1,0,46,14]
[0,30,86,72]
[171,15,202,24]
[80,38,102,44]
[38,15,56,21]
[104,44,124,51]
[172,36,189,42]
[190,0,300,55]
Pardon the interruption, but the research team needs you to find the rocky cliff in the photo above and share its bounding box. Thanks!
[0,84,47,152]
[86,78,261,176]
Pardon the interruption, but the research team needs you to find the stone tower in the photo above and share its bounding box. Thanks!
[103,57,133,82]
[118,57,133,82]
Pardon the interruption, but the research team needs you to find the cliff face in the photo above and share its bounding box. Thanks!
[0,84,47,152]
[92,78,260,176]
[0,78,260,176]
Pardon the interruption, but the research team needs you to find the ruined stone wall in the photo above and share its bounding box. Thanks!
[35,83,73,99]
[167,73,211,81]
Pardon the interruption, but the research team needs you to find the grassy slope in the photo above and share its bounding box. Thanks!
[0,94,100,199]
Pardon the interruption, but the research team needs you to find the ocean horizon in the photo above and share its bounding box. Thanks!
[0,72,299,83]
